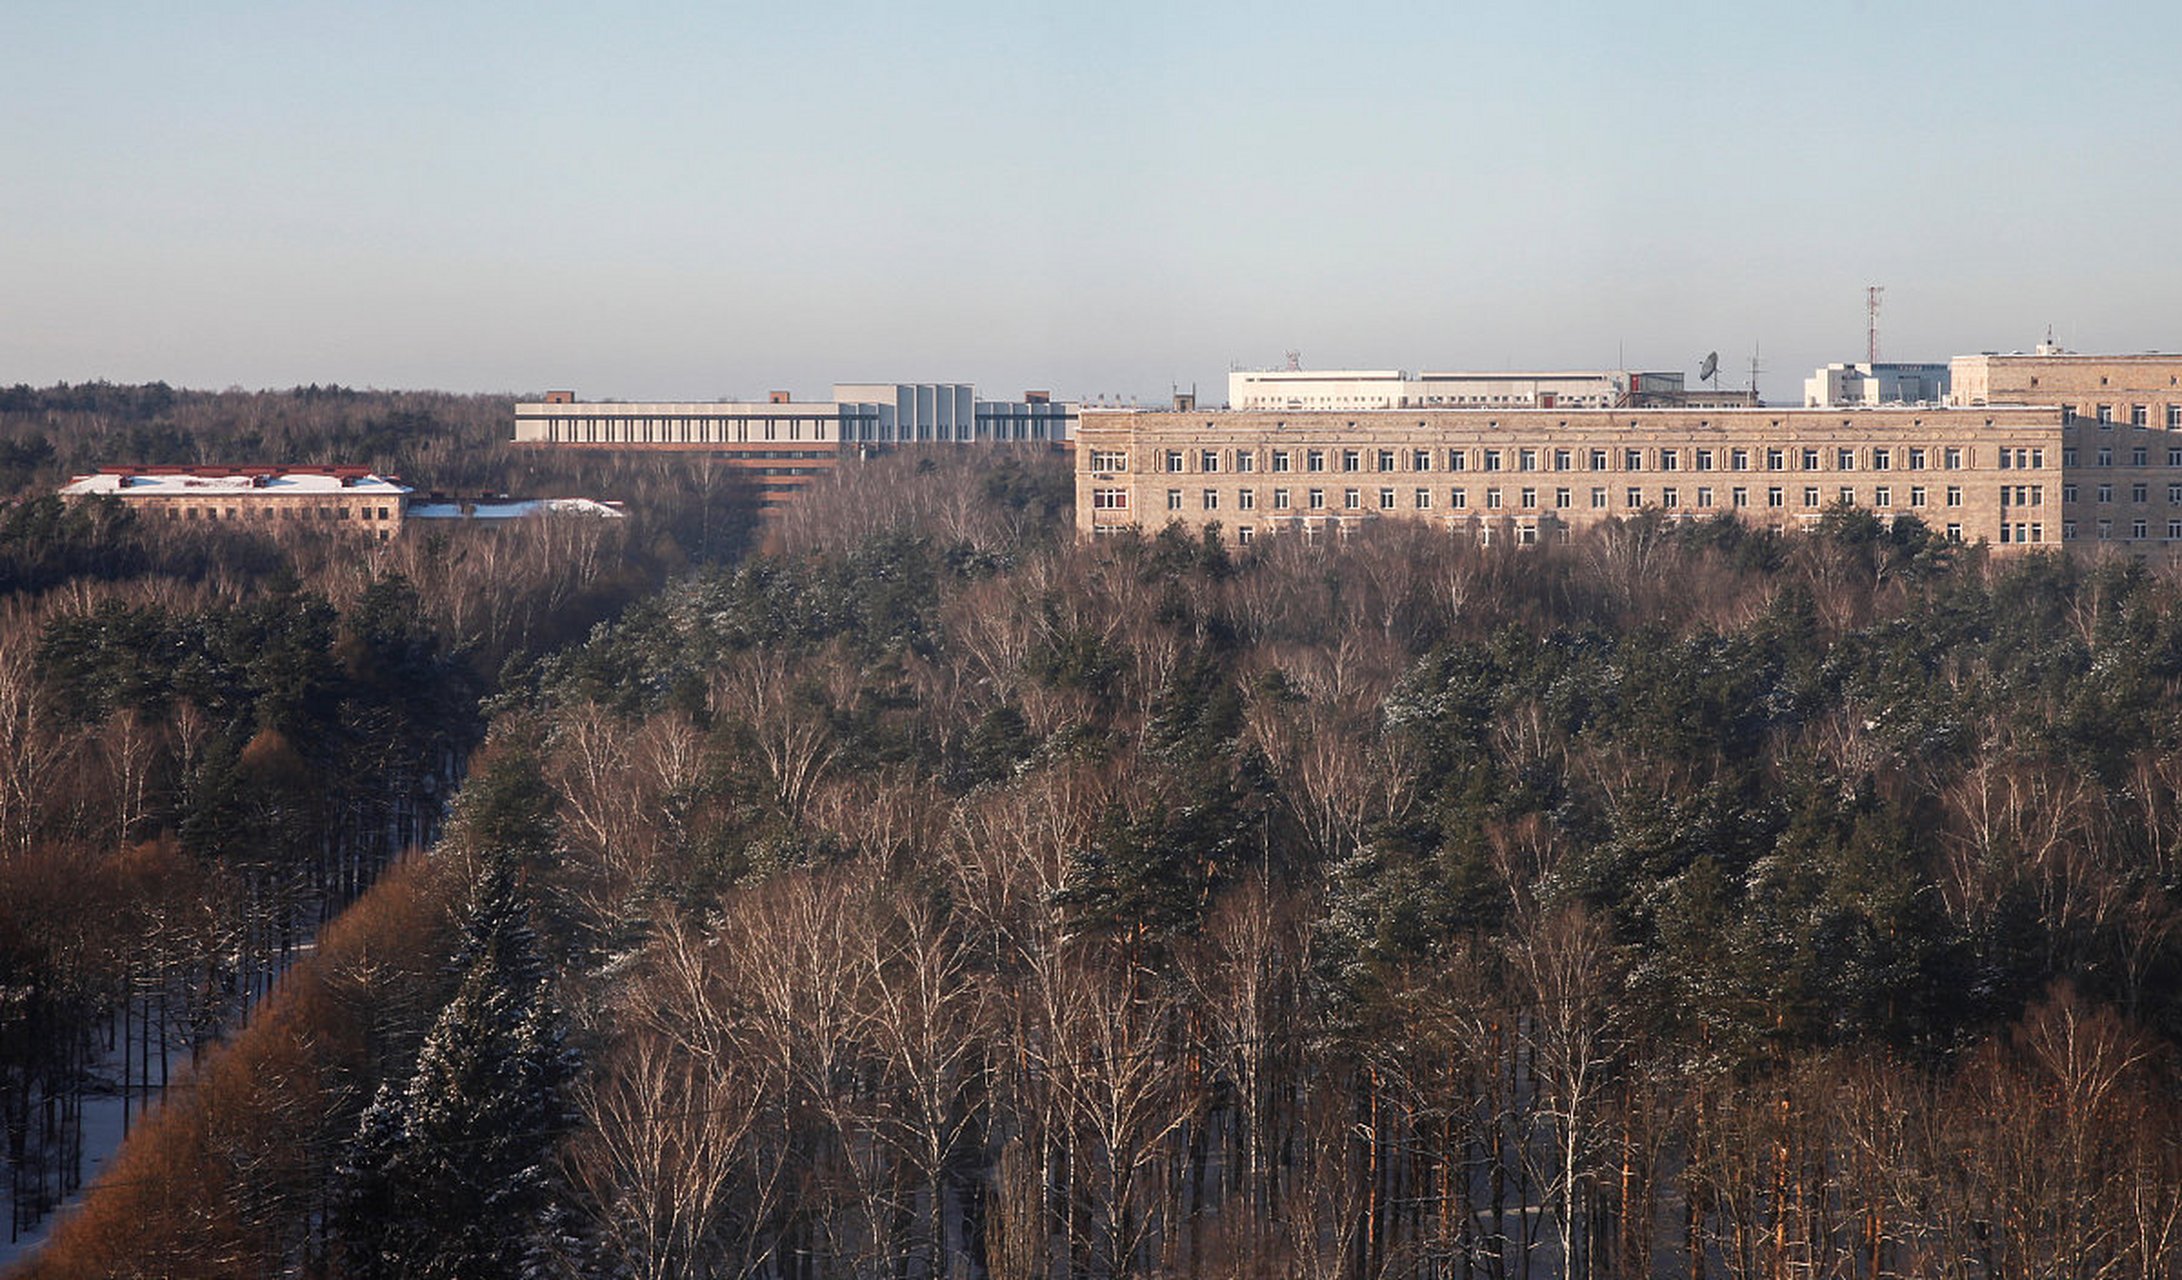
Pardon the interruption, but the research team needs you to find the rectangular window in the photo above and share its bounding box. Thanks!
[1342,450,1361,472]
[2133,483,2149,503]
[2064,448,2079,467]
[1555,487,1572,509]
[2098,484,2114,503]
[1236,526,1254,546]
[1695,448,1714,472]
[1448,448,1467,470]
[2134,448,2149,467]
[1731,487,1748,508]
[1450,487,1468,508]
[1554,448,1572,472]
[2170,406,2182,429]
[1344,488,1361,509]
[1519,486,1538,508]
[2134,519,2149,539]
[1767,486,1783,508]
[1946,486,1963,507]
[1696,486,1714,508]
[1945,448,1963,470]
[1591,487,1607,509]
[2099,447,2115,466]
[1661,486,1680,508]
[1307,449,1326,472]
[1089,450,1128,472]
[1837,447,1856,470]
[1412,449,1432,471]
[1874,485,1892,507]
[1872,447,1891,469]
[2099,404,2114,424]
[1091,488,1129,510]
[1272,450,1291,472]
[1202,489,1219,510]
[1483,449,1502,472]
[2133,404,2148,427]
[1908,447,1926,470]
[1236,452,1255,473]
[2063,521,2077,540]
[1165,450,1184,472]
[2170,520,2182,539]
[1803,487,1821,508]
[1274,488,1292,510]
[1910,485,1927,507]
[1378,450,1396,472]
[1201,450,1220,473]
[1624,448,1643,471]
[1590,449,1609,471]
[2064,484,2078,503]
[1379,488,1396,510]
[1839,486,1855,506]
[1167,490,1183,510]
[1625,487,1643,508]
[1486,488,1503,509]
[1519,448,1538,472]
[1238,489,1256,510]
[1766,448,1785,471]
[1947,523,1963,542]
[1308,488,1325,510]
[2169,484,2182,504]
[1660,449,1679,471]
[1802,448,1821,470]
[1414,488,1431,509]
[2031,449,2044,469]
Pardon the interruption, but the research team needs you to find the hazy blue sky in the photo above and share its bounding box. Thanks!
[5,1,2178,402]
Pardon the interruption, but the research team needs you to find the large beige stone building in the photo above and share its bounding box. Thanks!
[1077,405,2068,551]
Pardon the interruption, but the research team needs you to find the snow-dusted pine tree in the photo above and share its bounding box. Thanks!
[337,855,579,1279]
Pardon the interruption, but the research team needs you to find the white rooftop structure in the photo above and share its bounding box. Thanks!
[61,467,413,497]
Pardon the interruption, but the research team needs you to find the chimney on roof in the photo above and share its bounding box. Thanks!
[769,390,792,404]
[545,390,575,404]
[1024,390,1052,404]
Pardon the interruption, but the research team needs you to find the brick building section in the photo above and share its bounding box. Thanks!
[61,466,413,539]
[1076,407,2069,552]
[1953,351,2182,546]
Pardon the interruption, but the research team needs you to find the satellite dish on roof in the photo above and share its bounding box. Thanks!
[1698,351,1720,383]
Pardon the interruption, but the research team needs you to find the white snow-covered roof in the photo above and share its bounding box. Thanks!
[406,498,626,520]
[61,470,413,497]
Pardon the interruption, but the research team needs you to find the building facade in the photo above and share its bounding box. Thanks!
[513,383,1073,507]
[1077,406,2067,551]
[61,466,413,538]
[1951,348,2182,548]
[1804,362,1951,407]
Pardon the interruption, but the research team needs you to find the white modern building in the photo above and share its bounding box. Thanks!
[1804,362,1951,407]
[1229,368,1692,411]
[513,383,1072,447]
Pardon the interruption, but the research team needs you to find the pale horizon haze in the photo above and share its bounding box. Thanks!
[5,0,2179,403]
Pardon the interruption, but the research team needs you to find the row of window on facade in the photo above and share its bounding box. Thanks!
[1093,517,1988,550]
[155,504,397,521]
[2066,404,2182,428]
[2063,445,2182,468]
[1093,483,2001,516]
[2065,482,2182,505]
[541,417,839,444]
[1094,443,2025,478]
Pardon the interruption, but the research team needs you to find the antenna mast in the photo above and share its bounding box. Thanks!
[1866,285,1885,363]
